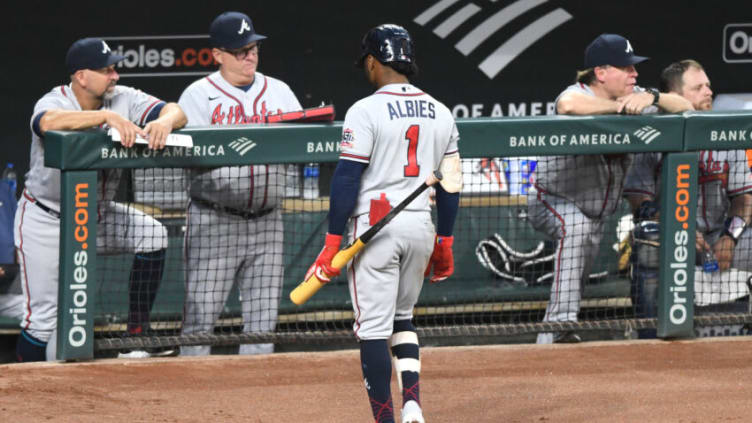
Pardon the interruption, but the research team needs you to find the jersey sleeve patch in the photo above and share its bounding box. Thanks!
[340,128,355,149]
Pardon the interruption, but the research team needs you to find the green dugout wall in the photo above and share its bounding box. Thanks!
[46,111,752,360]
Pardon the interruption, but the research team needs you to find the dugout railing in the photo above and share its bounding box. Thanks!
[42,111,752,360]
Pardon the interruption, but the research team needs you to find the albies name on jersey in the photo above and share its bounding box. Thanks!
[387,99,436,120]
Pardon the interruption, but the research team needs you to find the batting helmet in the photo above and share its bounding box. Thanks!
[357,24,415,68]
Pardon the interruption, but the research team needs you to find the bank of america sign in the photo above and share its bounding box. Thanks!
[415,0,572,79]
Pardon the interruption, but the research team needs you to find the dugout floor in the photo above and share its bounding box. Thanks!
[1,338,751,422]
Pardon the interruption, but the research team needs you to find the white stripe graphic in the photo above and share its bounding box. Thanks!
[238,143,256,155]
[478,8,572,78]
[434,3,482,39]
[642,128,658,138]
[414,0,462,25]
[645,131,661,144]
[455,0,547,55]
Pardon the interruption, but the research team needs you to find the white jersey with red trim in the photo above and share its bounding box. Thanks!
[339,83,459,215]
[624,150,752,233]
[178,70,300,356]
[178,71,302,210]
[25,84,162,211]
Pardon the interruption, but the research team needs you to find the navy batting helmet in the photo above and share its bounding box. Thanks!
[357,24,415,68]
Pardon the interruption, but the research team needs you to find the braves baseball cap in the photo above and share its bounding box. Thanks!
[210,11,267,49]
[584,33,648,68]
[66,38,125,74]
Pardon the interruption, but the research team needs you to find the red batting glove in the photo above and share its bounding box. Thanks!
[305,233,342,283]
[424,235,454,283]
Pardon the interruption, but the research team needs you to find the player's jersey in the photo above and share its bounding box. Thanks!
[533,82,655,219]
[624,151,752,232]
[179,71,302,211]
[26,85,163,211]
[553,82,658,114]
[340,83,459,215]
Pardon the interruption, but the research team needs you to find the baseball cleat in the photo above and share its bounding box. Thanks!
[401,400,425,423]
[118,350,151,359]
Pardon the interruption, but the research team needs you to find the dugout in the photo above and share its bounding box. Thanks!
[22,112,746,360]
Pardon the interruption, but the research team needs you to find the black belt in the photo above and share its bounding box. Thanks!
[24,191,61,219]
[191,198,274,220]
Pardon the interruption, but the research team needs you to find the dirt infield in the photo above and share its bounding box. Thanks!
[1,337,751,422]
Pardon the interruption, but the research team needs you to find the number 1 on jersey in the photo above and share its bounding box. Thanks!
[404,124,420,177]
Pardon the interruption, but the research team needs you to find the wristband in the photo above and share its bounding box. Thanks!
[647,88,660,105]
[723,215,746,244]
[436,235,454,247]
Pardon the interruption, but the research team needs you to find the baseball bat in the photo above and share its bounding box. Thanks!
[289,171,443,305]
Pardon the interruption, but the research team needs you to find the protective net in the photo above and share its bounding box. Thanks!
[93,150,752,353]
[628,150,752,338]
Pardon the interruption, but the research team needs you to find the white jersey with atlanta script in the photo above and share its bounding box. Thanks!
[26,85,162,211]
[179,71,302,210]
[339,83,459,215]
[179,70,300,126]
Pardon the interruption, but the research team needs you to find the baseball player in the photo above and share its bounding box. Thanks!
[15,38,186,361]
[624,60,752,334]
[178,11,302,356]
[306,24,459,423]
[527,34,692,344]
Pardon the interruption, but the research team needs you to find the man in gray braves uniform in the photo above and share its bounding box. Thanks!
[624,60,752,271]
[178,11,302,356]
[527,34,692,344]
[624,60,752,275]
[624,60,752,339]
[306,24,460,423]
[15,37,186,361]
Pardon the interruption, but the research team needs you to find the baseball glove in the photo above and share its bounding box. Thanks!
[476,233,609,285]
[475,233,554,286]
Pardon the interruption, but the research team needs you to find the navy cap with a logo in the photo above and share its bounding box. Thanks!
[66,38,125,74]
[210,11,267,49]
[584,33,648,68]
